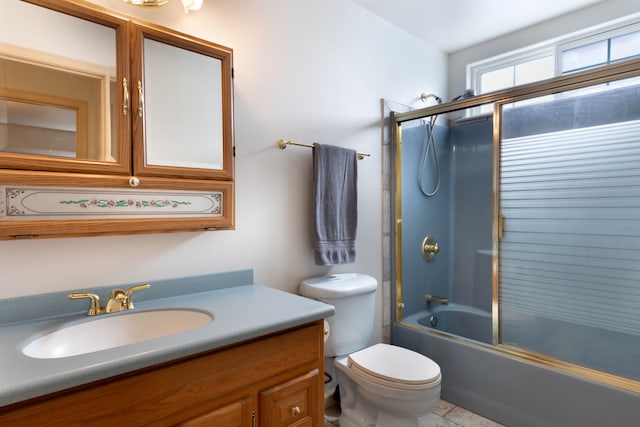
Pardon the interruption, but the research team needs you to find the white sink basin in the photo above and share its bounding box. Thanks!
[23,309,213,359]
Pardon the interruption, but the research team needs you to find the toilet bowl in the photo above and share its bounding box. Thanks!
[334,343,441,427]
[298,274,442,427]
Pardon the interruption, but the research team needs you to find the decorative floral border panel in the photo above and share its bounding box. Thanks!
[0,186,222,220]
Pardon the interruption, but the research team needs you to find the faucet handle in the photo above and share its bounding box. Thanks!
[422,235,441,261]
[124,283,150,309]
[69,292,104,316]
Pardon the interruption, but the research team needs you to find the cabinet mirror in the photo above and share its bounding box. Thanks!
[0,0,129,175]
[131,23,234,181]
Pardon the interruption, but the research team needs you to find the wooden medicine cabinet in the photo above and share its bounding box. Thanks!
[0,0,234,239]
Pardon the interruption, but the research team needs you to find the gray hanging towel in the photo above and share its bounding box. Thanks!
[312,143,358,265]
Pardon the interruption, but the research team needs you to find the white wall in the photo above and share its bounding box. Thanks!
[448,0,640,98]
[0,0,446,342]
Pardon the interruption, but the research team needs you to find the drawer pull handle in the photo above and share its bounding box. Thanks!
[290,406,301,417]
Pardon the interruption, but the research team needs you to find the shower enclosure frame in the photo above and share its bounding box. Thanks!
[390,56,640,394]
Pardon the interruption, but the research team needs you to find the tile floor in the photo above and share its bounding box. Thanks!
[324,399,505,427]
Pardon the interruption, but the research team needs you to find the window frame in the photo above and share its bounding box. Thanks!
[467,17,640,96]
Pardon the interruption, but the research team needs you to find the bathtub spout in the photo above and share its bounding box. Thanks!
[426,294,449,305]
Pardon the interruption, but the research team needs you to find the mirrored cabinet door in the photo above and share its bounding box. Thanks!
[130,23,234,181]
[0,0,131,175]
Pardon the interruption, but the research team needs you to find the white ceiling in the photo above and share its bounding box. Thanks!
[353,0,605,52]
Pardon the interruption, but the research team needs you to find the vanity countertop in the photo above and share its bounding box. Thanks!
[0,283,334,408]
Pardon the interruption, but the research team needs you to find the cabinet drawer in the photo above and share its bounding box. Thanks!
[260,370,319,427]
[177,396,253,427]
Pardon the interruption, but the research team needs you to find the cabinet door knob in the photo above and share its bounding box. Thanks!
[290,406,301,417]
[129,177,140,187]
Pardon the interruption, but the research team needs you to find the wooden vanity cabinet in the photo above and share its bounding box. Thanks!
[0,321,325,426]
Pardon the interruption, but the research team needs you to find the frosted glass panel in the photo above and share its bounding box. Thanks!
[561,40,608,73]
[499,81,640,379]
[611,31,640,61]
[515,56,554,85]
[481,66,514,93]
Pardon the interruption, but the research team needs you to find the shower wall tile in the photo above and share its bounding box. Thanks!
[382,189,391,283]
[382,234,390,283]
[382,102,393,288]
[382,325,391,344]
[382,280,390,326]
[382,280,391,343]
[382,136,391,191]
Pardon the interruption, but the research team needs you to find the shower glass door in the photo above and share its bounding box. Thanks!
[497,76,640,381]
[396,105,495,345]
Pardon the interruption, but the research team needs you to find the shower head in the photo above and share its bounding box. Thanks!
[450,89,475,102]
[420,93,443,105]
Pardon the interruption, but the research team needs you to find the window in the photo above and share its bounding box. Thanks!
[468,20,640,97]
[469,49,555,113]
[559,27,640,74]
[469,49,555,96]
[479,55,555,93]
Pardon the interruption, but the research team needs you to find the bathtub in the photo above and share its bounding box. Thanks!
[394,307,640,426]
[403,304,492,344]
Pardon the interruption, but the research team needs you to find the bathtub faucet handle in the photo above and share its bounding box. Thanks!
[422,235,440,261]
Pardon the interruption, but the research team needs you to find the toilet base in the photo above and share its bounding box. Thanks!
[334,356,441,427]
[338,399,437,427]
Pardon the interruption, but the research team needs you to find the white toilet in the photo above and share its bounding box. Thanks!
[300,273,441,427]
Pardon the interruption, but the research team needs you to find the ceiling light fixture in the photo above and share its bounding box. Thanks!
[180,0,203,13]
[122,0,168,7]
[121,0,202,13]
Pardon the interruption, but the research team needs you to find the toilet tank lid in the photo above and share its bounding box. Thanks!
[299,273,377,299]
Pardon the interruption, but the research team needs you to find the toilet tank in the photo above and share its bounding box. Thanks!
[299,273,377,357]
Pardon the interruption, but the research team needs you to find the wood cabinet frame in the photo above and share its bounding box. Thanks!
[0,0,235,238]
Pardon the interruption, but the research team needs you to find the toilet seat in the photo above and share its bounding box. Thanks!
[347,343,441,390]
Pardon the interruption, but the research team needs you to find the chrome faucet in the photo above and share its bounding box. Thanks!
[69,283,151,316]
[426,294,449,306]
